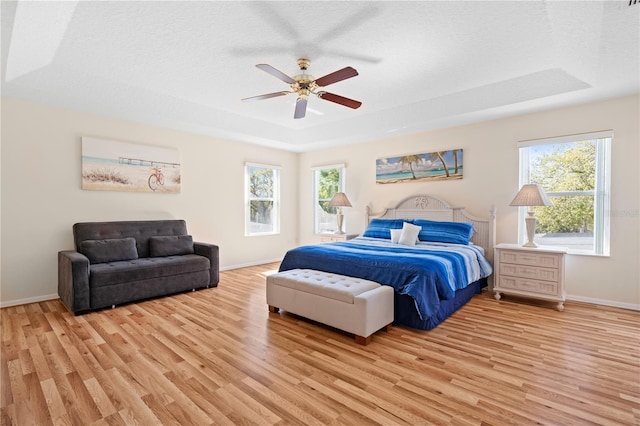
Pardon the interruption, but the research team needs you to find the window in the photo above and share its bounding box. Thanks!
[245,163,280,236]
[313,164,345,234]
[518,131,611,255]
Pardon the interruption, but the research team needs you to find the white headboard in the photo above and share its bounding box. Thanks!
[365,194,496,263]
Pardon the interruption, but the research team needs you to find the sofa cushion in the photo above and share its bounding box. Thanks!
[74,220,190,258]
[90,270,211,310]
[89,254,209,288]
[149,235,194,257]
[79,238,138,264]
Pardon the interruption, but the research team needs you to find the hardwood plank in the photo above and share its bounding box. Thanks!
[1,262,638,425]
[14,399,35,426]
[104,369,161,425]
[0,352,13,407]
[25,335,52,382]
[139,393,181,425]
[40,377,71,424]
[163,371,236,425]
[301,376,405,425]
[5,360,27,405]
[25,372,53,426]
[239,376,327,426]
[214,383,276,426]
[83,377,118,419]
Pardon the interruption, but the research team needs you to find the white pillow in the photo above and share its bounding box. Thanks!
[399,222,421,246]
[390,229,402,244]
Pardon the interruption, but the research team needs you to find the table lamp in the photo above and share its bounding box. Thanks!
[328,192,352,234]
[510,184,553,247]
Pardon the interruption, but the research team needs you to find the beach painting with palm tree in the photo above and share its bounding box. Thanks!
[376,149,463,184]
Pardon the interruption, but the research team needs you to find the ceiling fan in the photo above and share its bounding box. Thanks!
[242,58,362,119]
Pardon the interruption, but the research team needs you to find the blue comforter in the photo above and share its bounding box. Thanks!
[279,237,493,321]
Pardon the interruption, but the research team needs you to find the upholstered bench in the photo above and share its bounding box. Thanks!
[266,269,394,345]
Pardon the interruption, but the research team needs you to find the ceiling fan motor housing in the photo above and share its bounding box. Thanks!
[292,59,316,98]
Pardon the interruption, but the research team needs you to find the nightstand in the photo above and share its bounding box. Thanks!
[319,233,358,243]
[493,243,567,311]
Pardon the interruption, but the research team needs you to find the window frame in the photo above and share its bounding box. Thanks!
[517,130,612,256]
[312,163,346,234]
[244,162,281,236]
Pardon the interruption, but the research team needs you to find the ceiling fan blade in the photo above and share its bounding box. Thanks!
[315,66,358,87]
[318,92,362,109]
[242,91,289,102]
[294,98,307,119]
[256,64,295,84]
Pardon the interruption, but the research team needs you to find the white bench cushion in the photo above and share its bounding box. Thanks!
[269,269,380,304]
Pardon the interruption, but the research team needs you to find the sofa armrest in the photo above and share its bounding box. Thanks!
[58,250,91,314]
[194,242,219,287]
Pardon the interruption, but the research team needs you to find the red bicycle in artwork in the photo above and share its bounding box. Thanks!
[148,166,164,191]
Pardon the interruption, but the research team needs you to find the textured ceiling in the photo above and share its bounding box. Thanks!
[2,1,638,152]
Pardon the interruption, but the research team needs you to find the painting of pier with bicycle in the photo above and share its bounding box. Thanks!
[81,136,181,193]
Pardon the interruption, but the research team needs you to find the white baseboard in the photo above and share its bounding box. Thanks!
[220,258,282,271]
[0,259,284,309]
[566,294,640,311]
[3,269,637,313]
[0,293,58,308]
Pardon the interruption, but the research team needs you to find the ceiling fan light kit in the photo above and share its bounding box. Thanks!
[242,58,362,119]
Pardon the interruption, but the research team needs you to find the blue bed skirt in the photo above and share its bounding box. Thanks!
[394,278,487,330]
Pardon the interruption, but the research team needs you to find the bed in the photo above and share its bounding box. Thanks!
[279,194,496,330]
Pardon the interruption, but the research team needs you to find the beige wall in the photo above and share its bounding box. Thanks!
[2,95,638,309]
[1,98,298,305]
[299,95,639,309]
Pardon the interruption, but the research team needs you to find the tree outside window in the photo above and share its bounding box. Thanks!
[246,164,280,235]
[519,133,611,255]
[314,165,345,233]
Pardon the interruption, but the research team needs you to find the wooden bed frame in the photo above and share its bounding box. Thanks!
[365,194,496,265]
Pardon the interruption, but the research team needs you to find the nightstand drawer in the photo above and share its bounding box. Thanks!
[499,250,560,269]
[498,276,558,296]
[499,264,560,282]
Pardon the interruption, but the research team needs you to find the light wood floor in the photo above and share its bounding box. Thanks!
[2,263,639,425]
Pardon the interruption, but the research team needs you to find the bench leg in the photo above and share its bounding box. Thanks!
[385,324,392,332]
[268,305,279,313]
[355,335,371,345]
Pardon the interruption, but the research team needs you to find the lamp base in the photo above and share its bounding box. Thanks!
[523,212,537,248]
[335,212,345,234]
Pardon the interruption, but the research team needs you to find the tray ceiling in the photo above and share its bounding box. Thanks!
[2,1,638,152]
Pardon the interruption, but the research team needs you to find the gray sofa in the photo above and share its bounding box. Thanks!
[58,220,219,314]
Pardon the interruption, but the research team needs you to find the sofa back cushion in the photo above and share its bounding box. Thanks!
[79,237,138,264]
[73,220,189,258]
[149,235,194,257]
